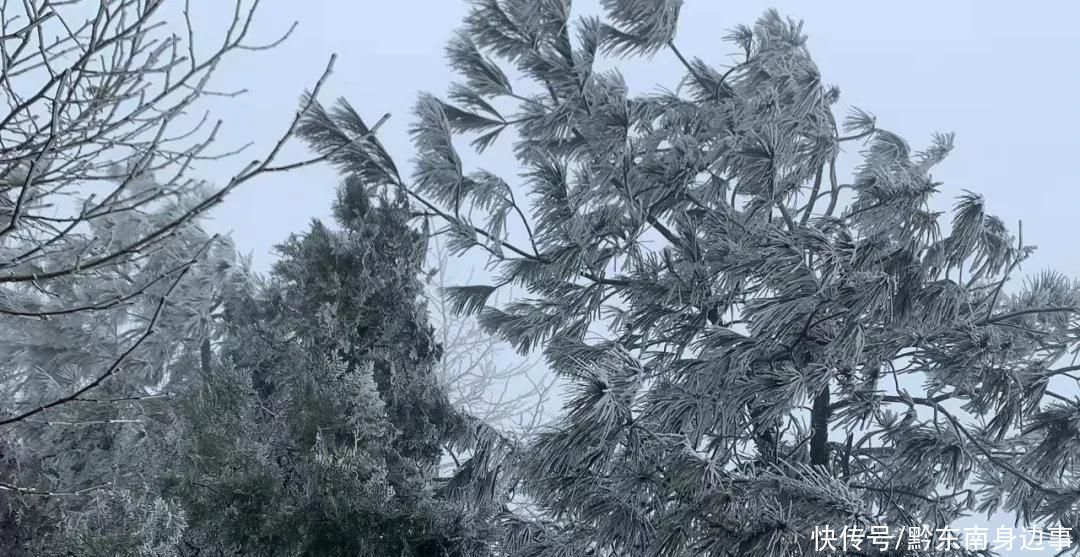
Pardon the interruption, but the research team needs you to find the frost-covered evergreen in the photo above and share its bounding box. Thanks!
[171,177,498,556]
[300,1,1080,555]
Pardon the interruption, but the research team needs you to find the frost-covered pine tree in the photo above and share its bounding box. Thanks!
[298,1,1080,555]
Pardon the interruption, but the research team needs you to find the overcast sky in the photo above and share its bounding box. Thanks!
[196,0,1080,282]
[186,2,1079,551]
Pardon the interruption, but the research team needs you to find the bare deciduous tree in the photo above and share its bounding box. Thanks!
[427,237,554,477]
[0,0,339,427]
[426,238,559,527]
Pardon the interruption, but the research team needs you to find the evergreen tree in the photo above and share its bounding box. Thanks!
[299,1,1080,555]
[172,177,496,556]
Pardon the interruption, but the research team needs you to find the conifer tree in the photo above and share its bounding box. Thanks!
[299,1,1080,555]
[171,176,497,556]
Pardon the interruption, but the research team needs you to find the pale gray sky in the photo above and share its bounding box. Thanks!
[189,1,1080,552]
